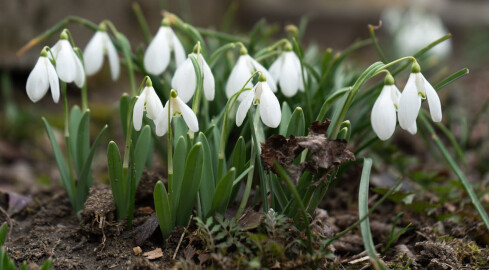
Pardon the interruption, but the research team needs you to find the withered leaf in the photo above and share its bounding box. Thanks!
[143,247,163,260]
[261,120,355,183]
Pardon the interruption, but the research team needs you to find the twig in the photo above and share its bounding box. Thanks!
[173,215,193,260]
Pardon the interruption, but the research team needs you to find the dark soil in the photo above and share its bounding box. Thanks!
[2,170,489,269]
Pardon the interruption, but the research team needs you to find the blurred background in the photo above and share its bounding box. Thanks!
[1,0,489,195]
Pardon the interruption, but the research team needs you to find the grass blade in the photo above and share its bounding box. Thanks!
[359,158,388,269]
[0,223,7,246]
[154,181,173,239]
[210,168,236,216]
[107,141,124,218]
[286,107,305,137]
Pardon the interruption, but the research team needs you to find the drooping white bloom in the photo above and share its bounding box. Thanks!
[51,35,85,88]
[171,52,214,103]
[236,78,281,128]
[382,5,451,59]
[83,30,120,81]
[398,68,442,133]
[144,25,186,75]
[371,84,401,140]
[155,91,199,136]
[26,50,60,103]
[269,50,305,97]
[225,54,276,99]
[133,81,164,131]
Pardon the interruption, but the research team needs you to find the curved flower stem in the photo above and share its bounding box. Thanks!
[61,82,75,193]
[217,71,261,180]
[368,23,387,63]
[132,2,152,44]
[253,38,289,58]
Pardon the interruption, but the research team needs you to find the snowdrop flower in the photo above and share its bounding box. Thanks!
[269,44,305,97]
[26,47,60,103]
[144,19,186,75]
[225,48,276,99]
[133,78,164,131]
[155,90,199,136]
[171,47,214,103]
[398,62,441,133]
[383,5,451,59]
[51,30,85,88]
[236,74,281,128]
[83,25,120,81]
[370,74,401,140]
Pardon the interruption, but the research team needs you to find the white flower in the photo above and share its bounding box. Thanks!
[171,52,214,103]
[144,25,186,75]
[51,36,85,88]
[236,78,281,128]
[26,50,60,103]
[398,69,442,133]
[371,84,401,140]
[225,54,277,99]
[155,91,199,136]
[269,50,305,97]
[83,30,120,81]
[133,82,164,131]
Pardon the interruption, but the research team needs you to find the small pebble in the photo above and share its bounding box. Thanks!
[133,246,142,255]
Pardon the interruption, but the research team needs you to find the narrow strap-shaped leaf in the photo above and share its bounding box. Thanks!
[286,107,305,137]
[173,116,189,147]
[40,259,53,270]
[154,181,173,239]
[171,136,187,219]
[119,94,131,139]
[19,261,28,270]
[176,143,204,226]
[75,110,90,180]
[133,125,152,187]
[359,158,389,269]
[42,118,74,207]
[0,223,7,246]
[107,141,125,219]
[279,101,292,136]
[75,124,108,213]
[209,168,236,216]
[68,106,83,174]
[197,133,215,217]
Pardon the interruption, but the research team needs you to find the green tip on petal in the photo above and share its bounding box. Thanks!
[98,22,107,32]
[411,61,421,73]
[384,73,395,85]
[170,89,178,98]
[258,72,267,82]
[145,77,153,87]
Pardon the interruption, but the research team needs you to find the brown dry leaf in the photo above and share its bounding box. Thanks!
[261,120,355,183]
[237,209,264,231]
[143,248,163,260]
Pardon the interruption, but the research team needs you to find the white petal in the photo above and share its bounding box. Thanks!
[407,122,417,134]
[258,83,281,128]
[155,101,170,136]
[45,58,60,103]
[26,57,49,103]
[226,55,252,99]
[73,53,85,88]
[236,90,254,127]
[169,29,186,67]
[371,86,397,140]
[171,57,196,103]
[54,40,77,83]
[83,31,105,76]
[248,56,277,92]
[133,91,146,131]
[200,55,215,101]
[177,97,199,132]
[104,33,120,81]
[398,73,421,130]
[289,52,306,92]
[144,27,171,75]
[145,86,164,120]
[268,54,283,82]
[422,75,442,122]
[278,53,301,97]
